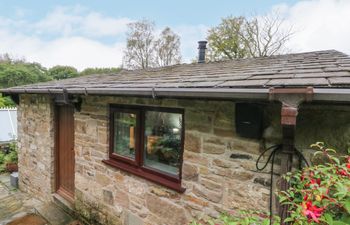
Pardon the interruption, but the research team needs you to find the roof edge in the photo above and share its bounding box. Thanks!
[0,87,269,100]
[2,87,350,102]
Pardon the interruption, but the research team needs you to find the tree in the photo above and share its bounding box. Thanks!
[123,20,181,69]
[207,16,248,61]
[48,65,79,80]
[0,62,51,88]
[207,13,293,61]
[123,20,155,69]
[153,27,181,67]
[0,58,52,106]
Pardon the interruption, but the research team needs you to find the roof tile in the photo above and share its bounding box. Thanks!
[2,50,350,94]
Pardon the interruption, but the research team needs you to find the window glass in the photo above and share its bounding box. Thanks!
[113,112,136,159]
[144,111,182,176]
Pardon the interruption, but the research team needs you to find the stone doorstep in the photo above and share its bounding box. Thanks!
[52,193,75,215]
[35,202,76,225]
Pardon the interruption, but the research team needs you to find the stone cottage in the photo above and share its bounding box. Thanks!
[1,49,350,225]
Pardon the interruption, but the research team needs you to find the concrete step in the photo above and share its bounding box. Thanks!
[52,194,75,217]
[35,202,75,225]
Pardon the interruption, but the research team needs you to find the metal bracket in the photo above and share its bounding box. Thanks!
[269,87,314,125]
[54,89,82,112]
[269,87,314,107]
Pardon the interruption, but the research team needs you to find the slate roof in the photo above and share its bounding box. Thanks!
[2,50,350,94]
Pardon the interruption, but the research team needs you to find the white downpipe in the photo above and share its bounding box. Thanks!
[7,108,16,139]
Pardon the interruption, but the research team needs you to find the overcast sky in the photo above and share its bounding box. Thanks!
[0,0,349,70]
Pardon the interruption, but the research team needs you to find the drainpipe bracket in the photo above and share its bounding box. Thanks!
[269,87,314,126]
[269,87,314,107]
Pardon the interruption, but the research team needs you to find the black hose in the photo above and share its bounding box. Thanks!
[255,144,309,225]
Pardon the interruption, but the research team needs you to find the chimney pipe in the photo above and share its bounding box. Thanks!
[197,41,207,63]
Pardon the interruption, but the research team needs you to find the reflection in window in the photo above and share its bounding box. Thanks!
[144,111,182,176]
[113,112,136,159]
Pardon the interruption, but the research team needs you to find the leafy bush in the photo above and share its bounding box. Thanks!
[4,142,18,164]
[0,142,18,173]
[0,151,5,172]
[279,142,350,224]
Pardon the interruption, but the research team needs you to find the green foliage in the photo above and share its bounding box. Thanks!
[0,94,14,107]
[80,67,121,76]
[207,16,248,61]
[0,151,5,172]
[0,54,121,98]
[206,13,292,61]
[0,142,18,173]
[48,65,79,80]
[278,142,350,224]
[0,61,51,88]
[0,58,52,106]
[4,142,18,164]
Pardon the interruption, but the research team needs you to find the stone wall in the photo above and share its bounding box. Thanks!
[17,94,350,225]
[17,94,55,201]
[263,103,350,158]
[73,96,271,225]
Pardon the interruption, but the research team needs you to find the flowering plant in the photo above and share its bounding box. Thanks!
[279,142,350,224]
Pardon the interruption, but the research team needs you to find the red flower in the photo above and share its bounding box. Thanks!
[346,157,350,169]
[338,169,348,176]
[302,201,324,223]
[309,178,321,187]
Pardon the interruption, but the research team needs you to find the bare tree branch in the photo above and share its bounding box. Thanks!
[123,20,181,69]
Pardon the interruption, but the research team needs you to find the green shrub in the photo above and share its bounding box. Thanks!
[278,142,350,224]
[0,151,5,164]
[3,142,18,164]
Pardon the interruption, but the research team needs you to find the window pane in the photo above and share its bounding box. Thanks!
[144,111,183,176]
[113,112,136,159]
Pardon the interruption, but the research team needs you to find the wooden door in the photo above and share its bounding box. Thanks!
[56,105,75,201]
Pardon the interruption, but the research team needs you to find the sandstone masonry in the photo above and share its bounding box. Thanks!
[17,94,350,225]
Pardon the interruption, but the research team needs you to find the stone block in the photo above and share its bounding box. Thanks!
[183,152,209,166]
[212,158,231,168]
[96,172,111,187]
[146,194,188,225]
[184,195,209,208]
[182,163,199,181]
[231,138,261,154]
[226,170,254,181]
[97,127,108,145]
[203,143,225,154]
[125,211,144,225]
[149,186,179,199]
[185,132,201,153]
[114,189,129,208]
[200,178,222,192]
[103,189,114,205]
[193,185,222,203]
